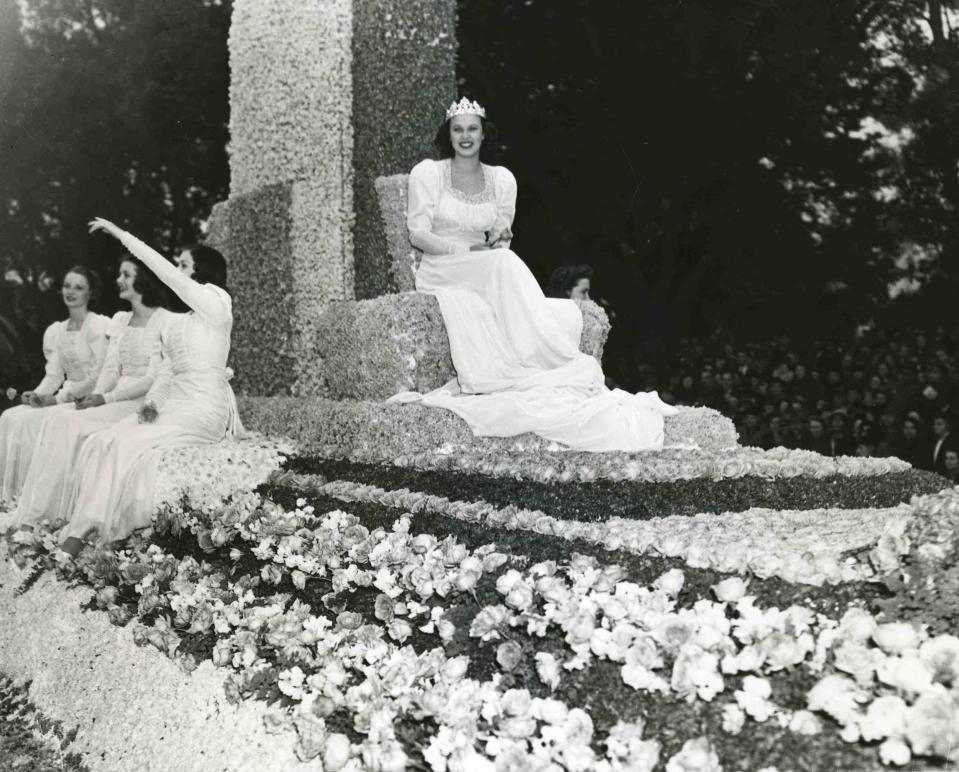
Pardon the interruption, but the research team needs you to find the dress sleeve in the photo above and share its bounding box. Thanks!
[33,322,64,395]
[407,160,470,256]
[142,313,172,409]
[94,312,129,396]
[57,313,109,402]
[492,166,517,240]
[116,230,232,326]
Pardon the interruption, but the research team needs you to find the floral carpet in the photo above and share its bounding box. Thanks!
[1,436,958,771]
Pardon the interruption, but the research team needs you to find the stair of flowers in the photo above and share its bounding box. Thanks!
[4,441,959,771]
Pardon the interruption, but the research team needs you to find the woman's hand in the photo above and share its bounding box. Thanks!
[469,243,491,252]
[487,227,513,248]
[20,390,34,406]
[138,403,158,424]
[32,394,57,407]
[88,217,125,241]
[77,393,106,410]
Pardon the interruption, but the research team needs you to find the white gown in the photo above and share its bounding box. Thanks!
[0,313,108,503]
[389,158,676,452]
[61,235,243,543]
[14,308,171,525]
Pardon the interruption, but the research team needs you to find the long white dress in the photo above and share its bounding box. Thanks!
[0,313,108,503]
[13,308,171,525]
[389,158,676,452]
[61,236,242,543]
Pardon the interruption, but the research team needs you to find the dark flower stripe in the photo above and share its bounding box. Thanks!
[285,457,950,521]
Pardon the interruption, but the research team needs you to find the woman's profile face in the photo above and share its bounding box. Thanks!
[569,278,591,301]
[116,260,140,302]
[175,250,195,278]
[61,272,91,310]
[449,114,483,158]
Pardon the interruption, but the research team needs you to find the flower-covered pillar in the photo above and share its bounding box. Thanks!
[209,0,456,396]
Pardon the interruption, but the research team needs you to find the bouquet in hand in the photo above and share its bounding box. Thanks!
[138,403,158,424]
[486,227,513,249]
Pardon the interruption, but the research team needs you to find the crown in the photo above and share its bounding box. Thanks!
[446,97,486,120]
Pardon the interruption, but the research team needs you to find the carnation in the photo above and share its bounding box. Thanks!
[665,737,722,772]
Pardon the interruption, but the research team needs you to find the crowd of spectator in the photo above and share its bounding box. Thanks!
[651,328,959,480]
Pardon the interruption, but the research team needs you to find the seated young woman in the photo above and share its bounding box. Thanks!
[0,266,108,504]
[389,98,676,452]
[14,254,173,526]
[56,219,243,558]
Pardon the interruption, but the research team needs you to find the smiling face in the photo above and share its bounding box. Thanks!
[449,114,484,159]
[61,271,91,310]
[175,250,195,277]
[116,260,140,302]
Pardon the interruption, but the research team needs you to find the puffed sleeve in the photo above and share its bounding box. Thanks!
[116,230,232,326]
[407,160,470,256]
[57,313,109,402]
[492,166,517,240]
[33,322,64,395]
[94,312,130,397]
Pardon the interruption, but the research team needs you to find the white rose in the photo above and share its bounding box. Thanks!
[324,733,352,771]
[872,622,921,656]
[654,568,685,596]
[878,738,911,767]
[712,577,747,603]
[535,652,562,690]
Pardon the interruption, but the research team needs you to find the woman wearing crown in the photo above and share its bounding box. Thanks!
[391,98,677,451]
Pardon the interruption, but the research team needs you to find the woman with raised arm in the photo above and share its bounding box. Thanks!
[14,256,172,525]
[57,219,242,557]
[0,267,108,503]
[390,98,676,451]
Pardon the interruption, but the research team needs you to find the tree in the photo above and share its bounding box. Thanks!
[0,0,231,295]
[457,0,954,375]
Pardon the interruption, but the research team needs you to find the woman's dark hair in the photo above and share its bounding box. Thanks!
[121,256,169,309]
[64,264,102,308]
[433,115,499,163]
[184,244,228,290]
[545,265,593,299]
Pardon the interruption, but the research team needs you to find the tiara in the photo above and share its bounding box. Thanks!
[446,97,486,120]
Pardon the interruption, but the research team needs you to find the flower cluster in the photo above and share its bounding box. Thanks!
[153,434,293,514]
[807,609,959,765]
[299,475,897,585]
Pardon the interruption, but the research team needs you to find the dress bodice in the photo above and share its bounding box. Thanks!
[36,313,109,402]
[117,327,149,377]
[59,330,90,382]
[161,308,231,375]
[408,159,517,255]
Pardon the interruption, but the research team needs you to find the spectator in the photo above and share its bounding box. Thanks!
[929,414,959,475]
[545,265,593,300]
[943,449,959,483]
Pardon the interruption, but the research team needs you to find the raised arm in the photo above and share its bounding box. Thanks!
[407,161,470,256]
[88,218,231,326]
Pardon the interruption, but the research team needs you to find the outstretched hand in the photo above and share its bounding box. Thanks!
[76,393,106,410]
[88,217,125,240]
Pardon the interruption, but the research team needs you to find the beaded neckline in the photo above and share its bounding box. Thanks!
[442,159,495,204]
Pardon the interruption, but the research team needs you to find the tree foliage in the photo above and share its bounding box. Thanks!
[0,0,230,286]
[457,0,959,368]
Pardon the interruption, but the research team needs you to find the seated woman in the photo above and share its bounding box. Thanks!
[14,255,173,525]
[0,266,108,504]
[390,98,676,452]
[57,219,243,557]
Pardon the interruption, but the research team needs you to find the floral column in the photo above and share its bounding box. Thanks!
[209,0,456,396]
